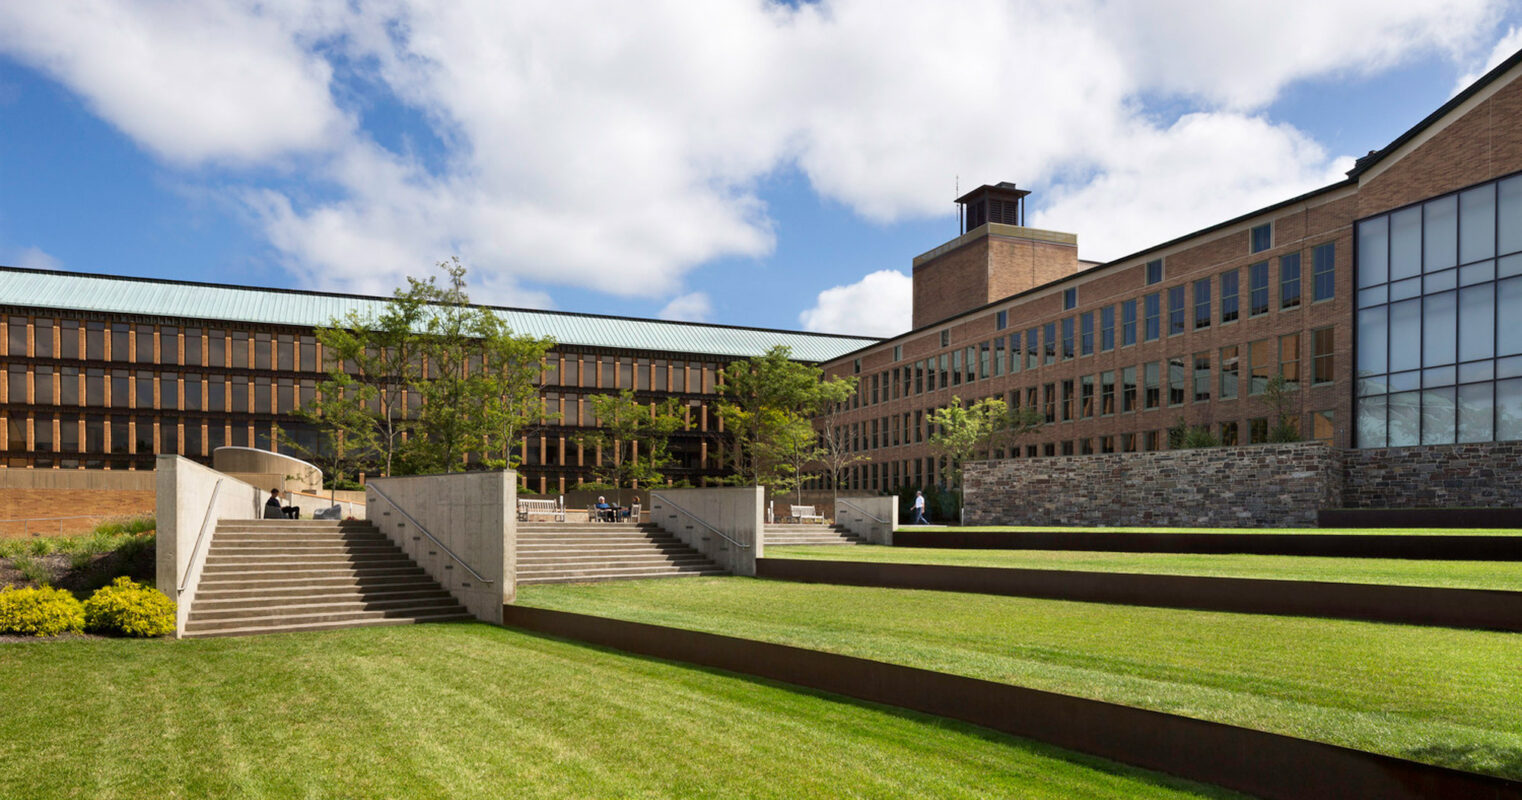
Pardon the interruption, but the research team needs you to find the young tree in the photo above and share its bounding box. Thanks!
[808,377,864,503]
[577,390,684,504]
[927,396,1043,507]
[277,372,378,502]
[1263,374,1302,443]
[1167,416,1220,449]
[474,311,557,470]
[757,412,823,505]
[409,258,494,472]
[716,346,856,490]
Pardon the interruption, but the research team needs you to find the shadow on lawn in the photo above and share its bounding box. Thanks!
[1405,743,1522,782]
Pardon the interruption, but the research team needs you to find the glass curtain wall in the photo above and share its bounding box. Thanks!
[1355,173,1522,446]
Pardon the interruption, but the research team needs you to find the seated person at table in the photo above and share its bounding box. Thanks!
[595,496,613,521]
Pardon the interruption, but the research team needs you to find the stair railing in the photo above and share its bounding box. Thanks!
[366,483,494,585]
[836,498,887,525]
[178,477,228,596]
[649,491,751,550]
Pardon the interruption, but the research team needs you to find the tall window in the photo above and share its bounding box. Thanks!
[1251,223,1272,253]
[1145,259,1163,285]
[1220,345,1240,400]
[1063,288,1078,309]
[1121,300,1137,346]
[1100,306,1115,351]
[1121,366,1137,413]
[1143,293,1161,341]
[1101,370,1115,415]
[1080,374,1095,418]
[1249,339,1272,395]
[1249,262,1270,316]
[1168,356,1186,406]
[1061,379,1074,421]
[1143,362,1161,409]
[1167,285,1186,336]
[1280,333,1301,389]
[1026,327,1040,370]
[1312,327,1334,385]
[1080,313,1094,356]
[1193,353,1211,402]
[1281,253,1302,310]
[1007,332,1020,374]
[1043,322,1057,365]
[1060,318,1074,360]
[1312,242,1335,302]
[995,310,1008,330]
[1221,270,1240,323]
[1193,278,1211,329]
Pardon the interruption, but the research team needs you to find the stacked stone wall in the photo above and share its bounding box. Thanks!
[964,442,1341,528]
[1342,442,1522,508]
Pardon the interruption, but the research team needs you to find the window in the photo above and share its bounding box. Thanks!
[1042,383,1056,423]
[1220,345,1240,400]
[1312,328,1334,385]
[1061,318,1075,360]
[992,339,1004,377]
[1121,300,1137,346]
[8,320,26,356]
[965,346,977,383]
[111,324,129,361]
[1143,293,1160,341]
[940,330,949,348]
[1063,287,1077,309]
[1279,333,1301,389]
[1249,417,1269,443]
[1121,366,1137,413]
[1281,253,1302,310]
[1100,370,1115,415]
[1220,270,1240,323]
[1167,285,1186,336]
[1007,332,1020,374]
[1080,313,1094,356]
[951,350,962,386]
[136,327,155,363]
[1312,243,1335,302]
[1220,420,1239,446]
[1043,322,1056,365]
[1061,379,1074,421]
[1313,410,1335,445]
[995,310,1007,330]
[1080,374,1095,418]
[893,344,903,361]
[34,319,53,358]
[1144,362,1160,409]
[1168,356,1186,406]
[978,343,990,380]
[1251,223,1272,253]
[135,372,153,408]
[1026,327,1040,370]
[1193,279,1211,330]
[1100,306,1115,351]
[1249,262,1269,316]
[1193,353,1211,402]
[1145,259,1163,285]
[1249,339,1272,395]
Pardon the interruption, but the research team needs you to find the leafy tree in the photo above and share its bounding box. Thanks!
[475,311,557,470]
[277,372,377,502]
[810,377,865,503]
[1263,374,1302,443]
[408,259,488,472]
[577,390,684,504]
[757,411,822,504]
[716,346,854,489]
[927,396,1043,508]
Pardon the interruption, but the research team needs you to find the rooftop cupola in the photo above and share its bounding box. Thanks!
[957,182,1030,233]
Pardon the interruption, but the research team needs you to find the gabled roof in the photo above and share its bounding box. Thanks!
[0,266,879,363]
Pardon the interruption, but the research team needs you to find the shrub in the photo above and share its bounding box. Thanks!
[0,585,86,636]
[11,555,54,586]
[83,577,176,637]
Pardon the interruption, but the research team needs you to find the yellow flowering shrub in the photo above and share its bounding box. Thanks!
[83,577,176,638]
[0,585,86,636]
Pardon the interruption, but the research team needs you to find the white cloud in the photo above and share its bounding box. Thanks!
[657,292,714,323]
[1455,26,1522,94]
[800,270,911,337]
[6,246,63,270]
[0,0,1507,302]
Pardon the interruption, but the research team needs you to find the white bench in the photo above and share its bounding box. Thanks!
[790,505,824,524]
[518,498,564,522]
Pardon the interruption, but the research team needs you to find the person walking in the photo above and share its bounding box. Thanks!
[912,490,929,525]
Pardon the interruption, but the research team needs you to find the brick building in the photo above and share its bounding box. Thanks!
[0,270,875,493]
[821,48,1522,494]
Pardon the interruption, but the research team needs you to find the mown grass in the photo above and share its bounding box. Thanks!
[907,525,1522,535]
[0,623,1235,799]
[519,578,1522,780]
[766,545,1522,591]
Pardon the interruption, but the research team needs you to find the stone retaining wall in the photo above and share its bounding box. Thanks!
[1342,442,1522,508]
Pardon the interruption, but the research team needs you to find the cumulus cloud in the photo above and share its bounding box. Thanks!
[6,246,63,270]
[800,270,912,337]
[1455,25,1522,94]
[0,0,1508,306]
[657,292,714,323]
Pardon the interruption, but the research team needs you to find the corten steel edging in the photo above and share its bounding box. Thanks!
[499,605,1522,800]
[893,529,1522,560]
[755,559,1522,632]
[1319,508,1522,528]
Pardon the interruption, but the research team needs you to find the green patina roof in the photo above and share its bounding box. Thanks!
[0,267,878,362]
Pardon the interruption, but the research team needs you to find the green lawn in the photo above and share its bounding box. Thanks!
[0,623,1234,799]
[905,525,1522,535]
[518,578,1522,780]
[765,545,1522,591]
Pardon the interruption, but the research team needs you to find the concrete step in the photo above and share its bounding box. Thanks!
[197,573,436,593]
[198,566,427,584]
[215,522,377,531]
[518,554,716,568]
[183,603,470,634]
[189,595,462,622]
[182,612,475,639]
[202,559,416,574]
[208,546,401,557]
[196,580,446,602]
[516,568,727,585]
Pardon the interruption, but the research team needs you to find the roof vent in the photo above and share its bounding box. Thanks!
[956,182,1031,234]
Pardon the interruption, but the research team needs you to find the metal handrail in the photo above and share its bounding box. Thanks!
[837,498,887,525]
[650,492,751,550]
[366,484,494,585]
[178,478,226,595]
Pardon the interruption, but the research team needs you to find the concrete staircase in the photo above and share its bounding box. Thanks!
[764,523,864,546]
[184,519,473,638]
[516,522,726,584]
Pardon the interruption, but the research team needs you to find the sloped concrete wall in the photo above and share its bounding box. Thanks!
[648,487,762,575]
[155,455,263,636]
[834,495,898,544]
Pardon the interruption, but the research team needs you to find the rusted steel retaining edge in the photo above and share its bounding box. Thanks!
[499,605,1521,800]
[893,529,1522,560]
[755,558,1522,632]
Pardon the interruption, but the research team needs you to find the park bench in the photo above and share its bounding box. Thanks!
[790,505,824,524]
[518,498,565,522]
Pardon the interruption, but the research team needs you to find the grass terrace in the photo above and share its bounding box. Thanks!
[0,623,1233,799]
[518,578,1522,780]
[765,545,1522,592]
[904,525,1522,536]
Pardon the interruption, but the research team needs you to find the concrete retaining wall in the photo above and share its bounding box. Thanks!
[367,472,514,622]
[648,487,762,576]
[0,468,156,491]
[965,442,1342,528]
[212,447,323,492]
[154,456,263,636]
[833,495,898,544]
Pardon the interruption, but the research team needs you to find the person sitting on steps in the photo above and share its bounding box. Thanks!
[263,488,285,519]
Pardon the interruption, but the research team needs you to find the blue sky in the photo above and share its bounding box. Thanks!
[1,2,1519,337]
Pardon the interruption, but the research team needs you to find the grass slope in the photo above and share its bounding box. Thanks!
[519,579,1522,780]
[765,545,1522,591]
[0,622,1233,799]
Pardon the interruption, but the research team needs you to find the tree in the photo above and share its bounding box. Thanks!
[927,396,1043,508]
[408,259,487,472]
[1264,374,1302,443]
[757,411,823,504]
[1167,416,1219,449]
[474,311,557,470]
[811,377,866,503]
[716,346,854,490]
[577,390,684,504]
[277,372,378,501]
